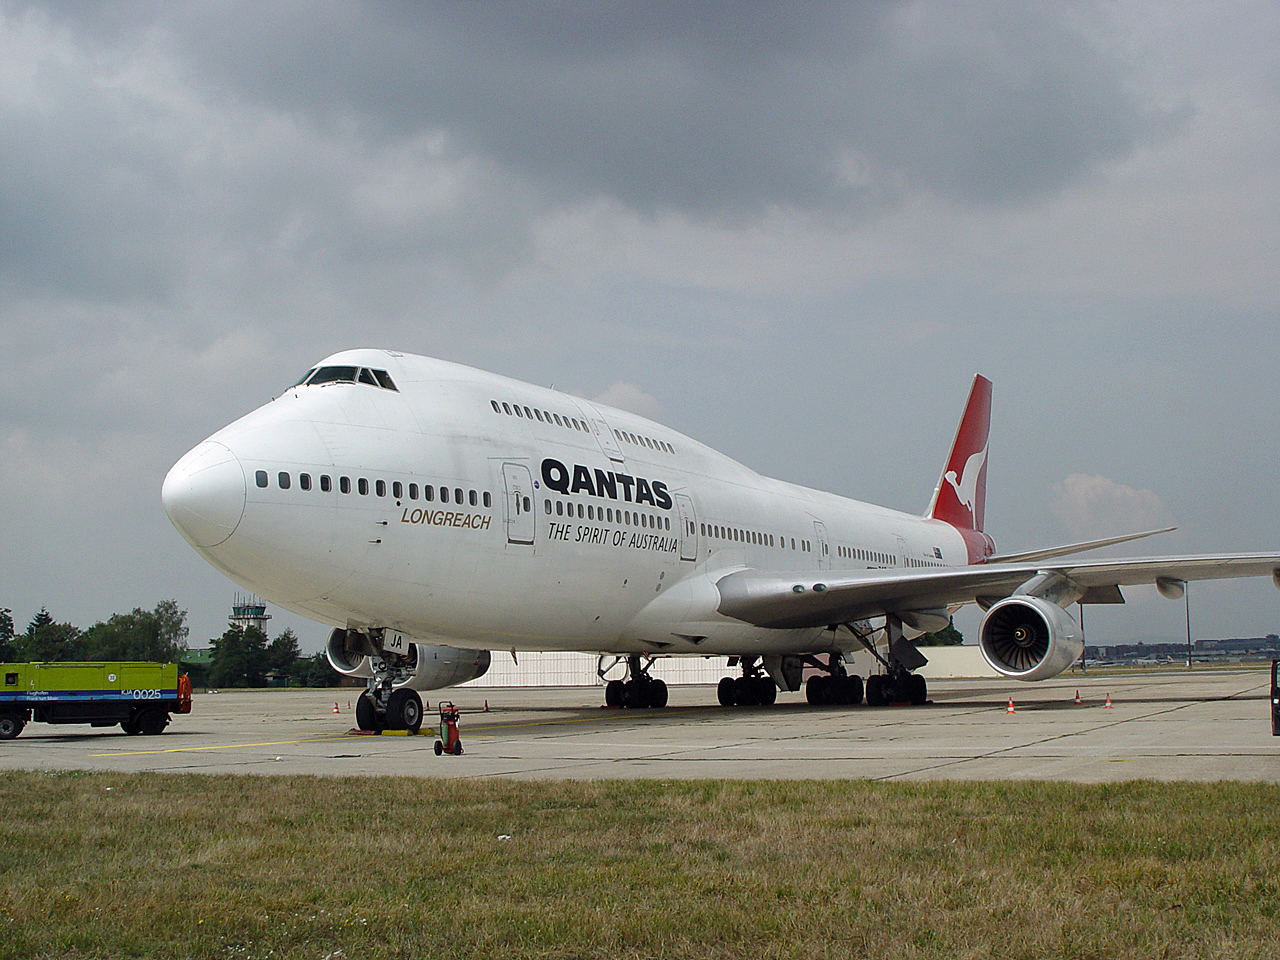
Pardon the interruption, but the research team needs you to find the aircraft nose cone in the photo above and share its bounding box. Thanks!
[162,441,247,549]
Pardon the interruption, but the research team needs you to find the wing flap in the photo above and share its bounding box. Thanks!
[716,554,1280,630]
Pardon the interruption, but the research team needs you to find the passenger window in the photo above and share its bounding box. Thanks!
[524,407,533,419]
[255,470,268,488]
[455,488,463,504]
[358,478,369,496]
[556,501,563,516]
[441,487,450,503]
[408,483,418,500]
[545,501,552,515]
[278,472,291,490]
[469,490,478,506]
[514,406,524,418]
[393,481,403,499]
[340,477,351,494]
[502,403,512,415]
[483,492,491,508]
[376,480,386,498]
[535,409,544,422]
[300,474,312,491]
[553,414,563,426]
[320,475,332,493]
[491,400,501,413]
[424,485,434,502]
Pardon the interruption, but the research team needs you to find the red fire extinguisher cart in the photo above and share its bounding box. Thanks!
[434,701,462,755]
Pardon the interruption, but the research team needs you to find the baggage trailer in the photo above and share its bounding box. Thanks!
[0,662,192,739]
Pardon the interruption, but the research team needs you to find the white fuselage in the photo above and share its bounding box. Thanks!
[164,350,972,658]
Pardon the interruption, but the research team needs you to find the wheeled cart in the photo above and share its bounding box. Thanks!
[434,701,462,755]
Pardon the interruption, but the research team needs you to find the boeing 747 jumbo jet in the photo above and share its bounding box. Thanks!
[163,349,1280,732]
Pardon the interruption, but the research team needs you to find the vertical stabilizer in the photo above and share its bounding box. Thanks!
[927,375,992,533]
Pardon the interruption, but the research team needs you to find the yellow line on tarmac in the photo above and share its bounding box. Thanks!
[89,735,357,757]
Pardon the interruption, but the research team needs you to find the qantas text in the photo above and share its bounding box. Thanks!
[541,458,673,510]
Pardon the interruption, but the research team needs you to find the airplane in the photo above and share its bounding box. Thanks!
[162,349,1280,732]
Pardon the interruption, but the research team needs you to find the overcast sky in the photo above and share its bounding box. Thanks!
[2,1,1277,652]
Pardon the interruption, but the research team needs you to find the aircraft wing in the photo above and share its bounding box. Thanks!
[715,554,1280,630]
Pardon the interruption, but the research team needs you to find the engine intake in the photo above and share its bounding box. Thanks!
[979,596,1083,682]
[325,629,491,690]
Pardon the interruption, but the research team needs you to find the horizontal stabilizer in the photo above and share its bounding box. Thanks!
[986,527,1176,565]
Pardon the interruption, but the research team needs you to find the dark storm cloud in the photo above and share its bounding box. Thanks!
[18,0,1179,218]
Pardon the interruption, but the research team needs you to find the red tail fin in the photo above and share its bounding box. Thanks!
[928,375,992,534]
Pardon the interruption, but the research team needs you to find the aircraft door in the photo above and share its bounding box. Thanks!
[814,520,830,571]
[675,494,699,561]
[573,400,625,463]
[502,462,535,545]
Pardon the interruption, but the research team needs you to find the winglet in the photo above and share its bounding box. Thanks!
[927,374,992,532]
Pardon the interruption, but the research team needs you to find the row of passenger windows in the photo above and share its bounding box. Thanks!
[612,428,674,455]
[490,398,676,455]
[491,400,591,433]
[254,470,491,508]
[546,499,672,530]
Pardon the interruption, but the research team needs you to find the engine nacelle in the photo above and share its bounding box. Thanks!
[978,596,1084,682]
[326,629,491,690]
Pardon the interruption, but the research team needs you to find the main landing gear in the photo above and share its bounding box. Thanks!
[717,657,777,706]
[841,617,929,707]
[601,655,669,709]
[804,653,863,706]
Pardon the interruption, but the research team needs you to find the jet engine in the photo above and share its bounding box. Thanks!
[325,629,491,690]
[978,596,1084,682]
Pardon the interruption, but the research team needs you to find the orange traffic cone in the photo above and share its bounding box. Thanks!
[483,700,490,713]
[332,702,340,714]
[1074,690,1083,705]
[1006,697,1016,714]
[1104,693,1114,709]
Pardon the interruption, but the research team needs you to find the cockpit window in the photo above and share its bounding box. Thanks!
[306,365,359,385]
[295,365,398,391]
[291,368,317,388]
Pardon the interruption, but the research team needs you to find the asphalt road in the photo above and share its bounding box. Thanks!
[3,669,1277,782]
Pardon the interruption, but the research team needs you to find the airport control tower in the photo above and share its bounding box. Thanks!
[229,594,271,632]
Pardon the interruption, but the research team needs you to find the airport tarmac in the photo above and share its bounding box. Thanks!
[2,669,1278,782]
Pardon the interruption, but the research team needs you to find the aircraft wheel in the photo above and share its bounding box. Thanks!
[717,677,736,706]
[355,692,381,731]
[866,675,887,707]
[605,679,625,707]
[732,676,755,706]
[907,674,928,706]
[757,677,777,705]
[389,689,423,732]
[648,678,668,709]
[806,675,828,705]
[0,712,24,740]
[846,674,864,706]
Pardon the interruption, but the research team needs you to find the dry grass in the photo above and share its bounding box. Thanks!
[2,773,1280,959]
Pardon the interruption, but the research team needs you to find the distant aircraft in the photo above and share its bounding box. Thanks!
[163,350,1280,732]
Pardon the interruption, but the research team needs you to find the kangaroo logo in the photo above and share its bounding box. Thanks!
[943,444,987,528]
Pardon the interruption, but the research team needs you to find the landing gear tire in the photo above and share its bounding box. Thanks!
[621,678,667,709]
[717,676,736,706]
[355,691,383,732]
[907,673,928,706]
[865,674,888,707]
[387,689,423,732]
[648,678,669,709]
[605,679,625,707]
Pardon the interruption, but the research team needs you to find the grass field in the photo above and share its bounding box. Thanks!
[3,772,1280,959]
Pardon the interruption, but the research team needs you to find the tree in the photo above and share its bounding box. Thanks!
[916,619,965,646]
[266,629,302,678]
[14,619,83,662]
[0,608,14,662]
[80,601,190,662]
[209,624,270,687]
[292,651,342,687]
